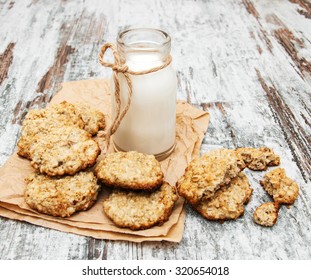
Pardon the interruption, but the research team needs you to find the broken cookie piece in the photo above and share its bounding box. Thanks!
[254,202,280,227]
[194,172,253,221]
[236,147,280,171]
[260,168,299,205]
[177,148,245,205]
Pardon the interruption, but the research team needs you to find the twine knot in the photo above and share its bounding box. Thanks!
[98,42,172,152]
[112,64,128,73]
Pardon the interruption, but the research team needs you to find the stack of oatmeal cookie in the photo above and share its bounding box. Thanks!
[18,101,105,217]
[177,147,299,227]
[95,151,178,230]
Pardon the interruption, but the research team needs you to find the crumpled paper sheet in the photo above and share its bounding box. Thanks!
[0,79,209,242]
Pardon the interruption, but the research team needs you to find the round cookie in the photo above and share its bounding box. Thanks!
[30,126,100,176]
[95,151,164,191]
[195,172,253,221]
[24,171,101,217]
[177,148,246,205]
[74,102,105,135]
[253,202,280,227]
[17,101,84,159]
[103,182,178,230]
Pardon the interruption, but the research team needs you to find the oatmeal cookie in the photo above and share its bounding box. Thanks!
[253,202,280,227]
[177,149,245,205]
[260,168,299,205]
[236,147,280,171]
[194,172,253,221]
[103,182,178,230]
[17,101,84,158]
[95,151,163,191]
[30,126,100,176]
[24,171,100,217]
[74,102,105,135]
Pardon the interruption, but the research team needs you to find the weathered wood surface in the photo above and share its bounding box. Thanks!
[0,0,310,260]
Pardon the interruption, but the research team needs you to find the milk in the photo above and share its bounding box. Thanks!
[111,51,177,157]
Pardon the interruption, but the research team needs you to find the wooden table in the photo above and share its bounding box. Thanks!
[0,0,310,260]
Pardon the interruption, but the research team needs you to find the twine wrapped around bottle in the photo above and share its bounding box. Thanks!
[98,42,172,151]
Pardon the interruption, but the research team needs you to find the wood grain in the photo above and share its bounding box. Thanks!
[290,0,311,18]
[0,42,15,86]
[0,0,310,260]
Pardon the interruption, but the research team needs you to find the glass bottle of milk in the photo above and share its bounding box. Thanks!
[111,28,177,160]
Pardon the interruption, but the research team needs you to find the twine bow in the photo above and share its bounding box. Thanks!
[98,42,172,151]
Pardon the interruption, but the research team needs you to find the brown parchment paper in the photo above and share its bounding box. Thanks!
[0,79,209,242]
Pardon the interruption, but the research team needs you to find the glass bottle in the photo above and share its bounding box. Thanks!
[111,28,177,160]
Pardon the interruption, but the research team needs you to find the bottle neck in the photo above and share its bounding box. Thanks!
[117,28,171,71]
